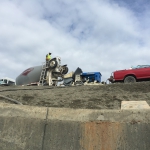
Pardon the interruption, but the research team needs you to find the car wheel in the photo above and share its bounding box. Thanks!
[48,59,57,69]
[124,76,136,83]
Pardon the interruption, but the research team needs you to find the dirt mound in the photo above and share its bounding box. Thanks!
[0,81,150,109]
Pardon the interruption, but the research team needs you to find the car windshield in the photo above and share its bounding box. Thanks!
[131,65,150,69]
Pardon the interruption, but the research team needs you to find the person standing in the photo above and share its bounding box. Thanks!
[44,53,52,82]
[46,52,51,61]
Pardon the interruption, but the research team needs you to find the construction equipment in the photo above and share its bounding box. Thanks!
[81,72,101,83]
[63,67,83,86]
[39,57,68,86]
[38,62,49,86]
[74,74,84,85]
[63,70,102,86]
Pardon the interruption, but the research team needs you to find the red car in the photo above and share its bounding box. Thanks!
[108,65,150,83]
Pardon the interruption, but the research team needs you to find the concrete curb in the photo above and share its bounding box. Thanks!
[0,103,150,150]
[48,107,150,122]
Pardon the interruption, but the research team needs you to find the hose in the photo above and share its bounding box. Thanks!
[0,94,23,105]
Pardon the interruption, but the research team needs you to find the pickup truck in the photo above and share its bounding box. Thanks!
[108,65,150,83]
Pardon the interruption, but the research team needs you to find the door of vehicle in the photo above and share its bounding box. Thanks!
[0,79,3,85]
[133,67,150,79]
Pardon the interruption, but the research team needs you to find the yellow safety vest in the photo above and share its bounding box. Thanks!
[46,54,51,60]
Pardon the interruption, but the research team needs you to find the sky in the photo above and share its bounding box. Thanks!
[0,0,150,82]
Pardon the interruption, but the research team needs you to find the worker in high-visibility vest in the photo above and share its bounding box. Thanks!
[45,53,52,80]
[46,53,51,61]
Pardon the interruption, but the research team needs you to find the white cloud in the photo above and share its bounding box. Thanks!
[0,0,150,82]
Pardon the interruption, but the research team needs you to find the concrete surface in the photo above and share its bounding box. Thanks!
[121,101,150,109]
[0,103,150,150]
[0,103,47,150]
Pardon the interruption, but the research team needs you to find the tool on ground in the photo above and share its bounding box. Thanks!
[0,94,23,105]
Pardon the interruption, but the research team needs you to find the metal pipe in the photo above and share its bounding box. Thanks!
[0,94,23,105]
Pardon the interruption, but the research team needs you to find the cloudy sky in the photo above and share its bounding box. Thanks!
[0,0,150,81]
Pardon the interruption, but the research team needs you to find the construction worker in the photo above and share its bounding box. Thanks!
[46,53,51,61]
[45,53,51,81]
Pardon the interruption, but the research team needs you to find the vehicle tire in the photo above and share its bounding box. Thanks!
[62,66,68,74]
[48,59,57,69]
[124,76,136,83]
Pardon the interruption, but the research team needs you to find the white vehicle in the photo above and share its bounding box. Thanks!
[0,77,15,86]
[16,56,68,86]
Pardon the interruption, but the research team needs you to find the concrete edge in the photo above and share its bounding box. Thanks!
[48,107,150,122]
[0,103,150,122]
[0,103,47,119]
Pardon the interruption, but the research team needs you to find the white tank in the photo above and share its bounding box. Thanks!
[16,66,42,85]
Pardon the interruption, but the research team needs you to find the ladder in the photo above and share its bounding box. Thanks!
[38,61,49,85]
